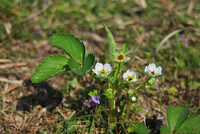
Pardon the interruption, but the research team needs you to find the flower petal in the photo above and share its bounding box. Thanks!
[131,96,136,101]
[92,68,99,76]
[123,70,130,80]
[155,66,162,76]
[95,62,103,71]
[144,66,148,73]
[125,57,130,62]
[86,103,91,108]
[91,96,100,104]
[123,70,138,82]
[148,63,156,71]
[104,63,112,72]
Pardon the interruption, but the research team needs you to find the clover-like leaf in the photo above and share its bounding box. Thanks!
[166,106,189,132]
[31,54,69,83]
[134,122,149,134]
[50,33,85,63]
[160,125,170,134]
[176,116,200,133]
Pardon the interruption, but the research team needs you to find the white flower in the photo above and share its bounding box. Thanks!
[144,63,162,77]
[123,70,138,82]
[131,96,137,102]
[92,62,112,77]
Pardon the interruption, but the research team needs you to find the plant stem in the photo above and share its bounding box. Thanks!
[113,63,122,90]
[125,77,151,120]
[109,96,116,123]
[125,100,131,120]
[134,77,151,96]
[109,62,123,124]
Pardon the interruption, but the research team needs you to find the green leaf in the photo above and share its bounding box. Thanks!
[31,54,69,83]
[148,77,156,85]
[70,78,78,88]
[104,24,118,58]
[68,53,95,76]
[93,90,98,95]
[166,106,189,132]
[128,125,134,133]
[121,43,128,54]
[88,91,95,97]
[133,105,142,112]
[88,89,98,97]
[176,116,200,133]
[103,88,113,99]
[160,125,170,134]
[167,87,178,94]
[81,53,95,75]
[128,89,134,95]
[50,33,85,63]
[68,58,81,75]
[134,122,149,134]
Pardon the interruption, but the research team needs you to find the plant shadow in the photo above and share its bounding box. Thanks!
[63,85,97,117]
[146,115,163,134]
[16,80,63,111]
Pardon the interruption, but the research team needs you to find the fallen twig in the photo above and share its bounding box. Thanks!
[0,59,11,63]
[0,62,27,69]
[37,104,54,119]
[56,107,67,120]
[0,77,23,85]
[0,84,21,95]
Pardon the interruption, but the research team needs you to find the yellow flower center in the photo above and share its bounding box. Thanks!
[116,54,126,62]
[98,69,108,75]
[127,75,135,82]
[151,71,156,76]
[148,68,156,76]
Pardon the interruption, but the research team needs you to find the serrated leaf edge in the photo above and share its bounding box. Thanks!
[49,33,86,64]
[31,54,68,83]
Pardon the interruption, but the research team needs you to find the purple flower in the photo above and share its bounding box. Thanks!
[86,103,91,108]
[37,30,42,35]
[179,34,185,40]
[91,96,100,104]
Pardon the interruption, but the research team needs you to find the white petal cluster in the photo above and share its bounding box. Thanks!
[92,62,112,77]
[144,63,162,77]
[131,96,137,102]
[123,70,138,82]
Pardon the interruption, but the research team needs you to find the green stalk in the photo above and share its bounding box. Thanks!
[109,96,116,123]
[125,77,151,120]
[125,100,131,120]
[133,77,151,96]
[113,62,123,91]
[109,62,123,123]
